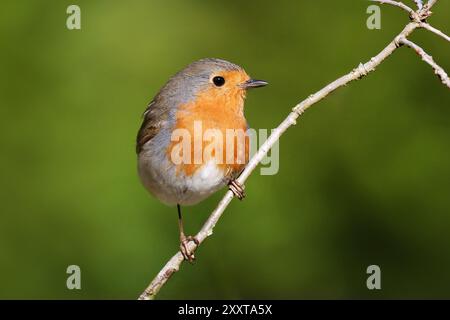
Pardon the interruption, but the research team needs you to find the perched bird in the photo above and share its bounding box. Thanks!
[136,58,267,261]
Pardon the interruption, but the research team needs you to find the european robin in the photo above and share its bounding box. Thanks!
[136,58,267,261]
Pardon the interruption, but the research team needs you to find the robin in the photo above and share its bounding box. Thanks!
[136,58,267,261]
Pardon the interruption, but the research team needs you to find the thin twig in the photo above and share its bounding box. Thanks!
[426,0,438,9]
[413,0,423,9]
[371,0,415,15]
[138,0,449,300]
[419,22,450,42]
[397,36,450,88]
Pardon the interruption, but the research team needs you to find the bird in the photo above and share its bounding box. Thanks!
[136,58,267,261]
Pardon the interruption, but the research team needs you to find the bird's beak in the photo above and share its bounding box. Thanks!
[239,79,268,89]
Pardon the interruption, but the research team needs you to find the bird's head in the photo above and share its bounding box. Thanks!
[164,58,267,111]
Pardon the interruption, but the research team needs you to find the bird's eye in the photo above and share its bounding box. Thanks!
[212,76,225,87]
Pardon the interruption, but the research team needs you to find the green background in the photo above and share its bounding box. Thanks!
[1,0,449,299]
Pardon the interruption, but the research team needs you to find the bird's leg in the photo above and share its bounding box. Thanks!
[177,204,199,263]
[228,179,246,200]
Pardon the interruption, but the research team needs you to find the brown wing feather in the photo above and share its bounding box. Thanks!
[136,101,168,154]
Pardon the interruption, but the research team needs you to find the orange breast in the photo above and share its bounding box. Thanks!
[167,85,249,177]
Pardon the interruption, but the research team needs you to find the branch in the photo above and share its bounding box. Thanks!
[419,22,450,42]
[138,1,449,300]
[397,36,450,88]
[371,0,415,15]
[371,0,437,22]
[413,0,423,9]
[426,0,438,9]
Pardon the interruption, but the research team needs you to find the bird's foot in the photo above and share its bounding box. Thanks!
[180,235,199,263]
[228,180,246,200]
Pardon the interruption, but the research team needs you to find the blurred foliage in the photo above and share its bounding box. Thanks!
[0,0,449,299]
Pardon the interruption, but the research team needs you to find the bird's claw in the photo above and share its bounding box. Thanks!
[228,180,245,200]
[180,235,199,263]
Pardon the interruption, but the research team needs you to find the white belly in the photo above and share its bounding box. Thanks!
[138,155,226,206]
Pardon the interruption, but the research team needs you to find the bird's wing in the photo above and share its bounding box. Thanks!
[136,100,169,154]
